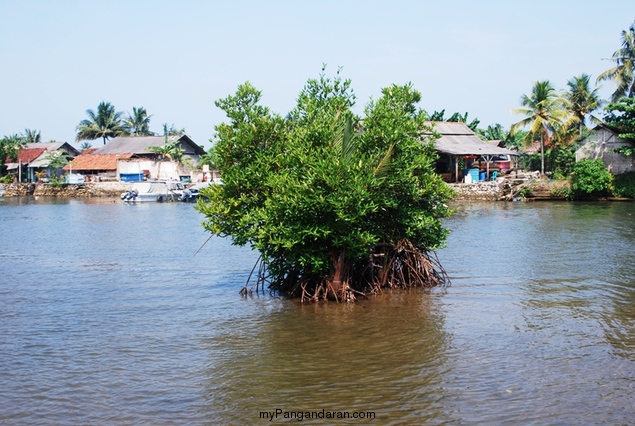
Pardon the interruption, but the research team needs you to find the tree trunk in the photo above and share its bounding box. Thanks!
[540,133,545,176]
[328,250,348,301]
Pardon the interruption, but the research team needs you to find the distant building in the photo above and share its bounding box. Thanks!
[6,142,80,182]
[426,122,517,183]
[576,125,635,174]
[65,135,207,182]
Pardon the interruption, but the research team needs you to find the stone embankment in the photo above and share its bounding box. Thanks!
[1,182,132,198]
[449,181,511,201]
[0,182,35,197]
[449,177,572,201]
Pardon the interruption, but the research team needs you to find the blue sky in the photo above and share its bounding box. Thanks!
[1,0,633,150]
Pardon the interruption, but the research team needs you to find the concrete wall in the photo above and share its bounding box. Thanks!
[117,157,199,181]
[576,127,635,174]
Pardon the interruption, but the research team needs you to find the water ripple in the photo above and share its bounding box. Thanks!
[1,199,635,424]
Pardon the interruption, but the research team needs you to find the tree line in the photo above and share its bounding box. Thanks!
[3,20,634,183]
[75,102,185,147]
[508,20,635,178]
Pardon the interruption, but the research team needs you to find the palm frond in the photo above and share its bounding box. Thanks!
[373,144,393,178]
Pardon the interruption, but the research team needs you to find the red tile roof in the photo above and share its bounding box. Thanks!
[63,153,134,171]
[16,147,47,163]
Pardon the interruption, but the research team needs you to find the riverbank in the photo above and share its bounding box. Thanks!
[3,181,513,201]
[0,182,131,197]
[448,178,631,201]
[2,179,631,202]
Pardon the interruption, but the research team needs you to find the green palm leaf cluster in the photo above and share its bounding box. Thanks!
[597,21,635,102]
[76,102,126,145]
[565,74,604,129]
[147,138,184,163]
[22,129,41,143]
[511,81,572,175]
[124,107,154,136]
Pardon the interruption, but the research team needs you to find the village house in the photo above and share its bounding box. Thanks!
[576,124,635,174]
[428,122,518,183]
[65,135,207,182]
[6,142,80,182]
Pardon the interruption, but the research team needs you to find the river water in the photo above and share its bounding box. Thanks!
[0,197,634,425]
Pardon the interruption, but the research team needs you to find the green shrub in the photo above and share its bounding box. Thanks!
[613,171,635,198]
[570,158,613,199]
[0,175,13,183]
[550,185,572,200]
[549,146,576,178]
[48,175,67,188]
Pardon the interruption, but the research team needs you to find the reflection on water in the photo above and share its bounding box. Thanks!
[204,291,448,424]
[1,198,634,424]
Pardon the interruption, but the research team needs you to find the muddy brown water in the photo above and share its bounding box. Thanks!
[1,197,634,424]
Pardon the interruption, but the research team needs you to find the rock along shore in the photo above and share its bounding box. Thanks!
[448,181,508,201]
[1,182,132,198]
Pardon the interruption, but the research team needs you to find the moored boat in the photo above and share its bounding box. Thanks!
[121,180,185,202]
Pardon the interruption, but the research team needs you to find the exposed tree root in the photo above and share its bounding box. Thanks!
[240,239,450,302]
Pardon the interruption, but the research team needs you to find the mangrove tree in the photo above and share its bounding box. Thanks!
[196,71,454,302]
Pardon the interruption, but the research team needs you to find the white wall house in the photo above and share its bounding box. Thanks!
[66,135,209,182]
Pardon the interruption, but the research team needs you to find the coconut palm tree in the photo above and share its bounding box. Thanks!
[162,123,185,136]
[511,80,570,175]
[124,107,154,136]
[597,21,635,102]
[565,74,604,133]
[76,101,126,145]
[22,129,41,143]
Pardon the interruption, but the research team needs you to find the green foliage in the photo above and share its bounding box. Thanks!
[148,138,184,163]
[198,145,221,169]
[427,109,480,131]
[549,146,576,178]
[612,172,635,198]
[22,128,41,143]
[596,20,635,102]
[44,150,69,169]
[614,145,635,156]
[124,107,154,136]
[511,80,571,175]
[604,97,635,145]
[565,74,603,129]
[0,134,26,175]
[76,101,126,145]
[515,185,531,198]
[162,123,185,136]
[570,158,614,199]
[197,72,454,297]
[48,175,67,188]
[549,185,572,200]
[478,123,526,149]
[0,174,13,183]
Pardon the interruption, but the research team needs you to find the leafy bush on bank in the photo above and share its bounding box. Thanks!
[612,171,635,198]
[570,158,614,199]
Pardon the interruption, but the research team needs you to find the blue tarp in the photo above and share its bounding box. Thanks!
[120,173,144,182]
